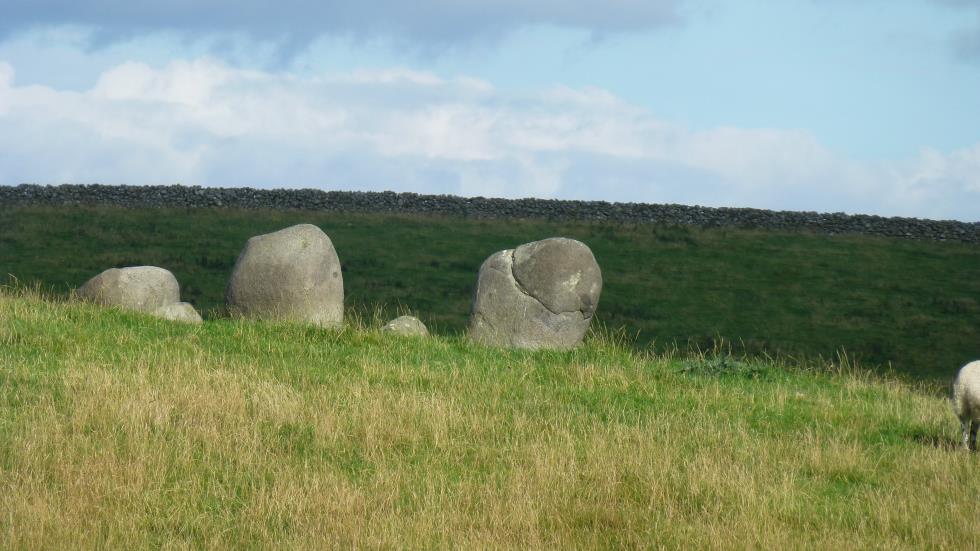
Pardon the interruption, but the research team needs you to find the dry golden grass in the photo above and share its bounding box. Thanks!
[1,289,977,549]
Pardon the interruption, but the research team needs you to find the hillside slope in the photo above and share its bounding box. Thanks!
[0,290,976,549]
[1,206,979,380]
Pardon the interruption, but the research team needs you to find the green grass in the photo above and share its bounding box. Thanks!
[1,205,979,381]
[1,288,977,549]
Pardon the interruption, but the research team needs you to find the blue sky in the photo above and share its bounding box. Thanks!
[1,0,979,219]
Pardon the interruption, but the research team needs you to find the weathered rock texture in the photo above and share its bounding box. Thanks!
[226,223,344,327]
[153,302,204,324]
[382,315,429,337]
[468,237,602,350]
[4,184,980,243]
[77,266,181,313]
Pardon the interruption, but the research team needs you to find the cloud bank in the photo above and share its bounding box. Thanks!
[1,58,978,220]
[0,0,685,52]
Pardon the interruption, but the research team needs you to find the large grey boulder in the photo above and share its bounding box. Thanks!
[225,223,344,327]
[382,315,429,337]
[153,302,204,325]
[76,266,181,313]
[467,237,602,350]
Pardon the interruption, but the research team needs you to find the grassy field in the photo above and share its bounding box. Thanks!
[1,205,979,381]
[1,288,977,549]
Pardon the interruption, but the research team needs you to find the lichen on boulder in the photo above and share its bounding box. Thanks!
[468,237,602,350]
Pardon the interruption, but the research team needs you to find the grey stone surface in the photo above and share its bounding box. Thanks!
[153,302,203,324]
[468,237,602,350]
[225,223,344,327]
[76,266,180,313]
[4,184,979,243]
[382,315,429,337]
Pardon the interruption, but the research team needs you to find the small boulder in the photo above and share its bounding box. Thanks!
[225,224,344,327]
[467,237,602,350]
[153,302,204,324]
[76,266,180,313]
[382,315,429,337]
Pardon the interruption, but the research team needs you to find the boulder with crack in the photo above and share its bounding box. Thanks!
[467,237,602,350]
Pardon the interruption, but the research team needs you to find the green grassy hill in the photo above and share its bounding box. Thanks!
[2,205,979,381]
[1,288,976,549]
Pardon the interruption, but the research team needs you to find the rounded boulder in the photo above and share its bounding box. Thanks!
[153,302,204,324]
[467,237,602,350]
[76,266,181,313]
[382,315,429,337]
[225,224,344,327]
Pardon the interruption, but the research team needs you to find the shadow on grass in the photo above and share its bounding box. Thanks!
[909,432,960,452]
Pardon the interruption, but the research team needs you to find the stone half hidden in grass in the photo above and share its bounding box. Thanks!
[152,301,203,324]
[468,237,602,350]
[225,223,344,328]
[381,315,429,337]
[75,265,202,324]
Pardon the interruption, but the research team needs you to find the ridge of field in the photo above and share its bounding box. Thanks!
[1,205,979,382]
[1,288,976,549]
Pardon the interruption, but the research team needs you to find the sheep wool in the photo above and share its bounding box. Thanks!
[952,360,980,451]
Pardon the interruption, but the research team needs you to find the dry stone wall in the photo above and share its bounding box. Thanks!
[3,183,979,244]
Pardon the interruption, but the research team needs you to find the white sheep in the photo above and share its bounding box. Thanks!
[952,360,980,451]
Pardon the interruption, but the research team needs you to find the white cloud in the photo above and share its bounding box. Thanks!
[1,57,979,220]
[903,145,980,197]
[91,59,239,106]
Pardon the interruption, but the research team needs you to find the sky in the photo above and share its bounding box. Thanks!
[1,0,979,220]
